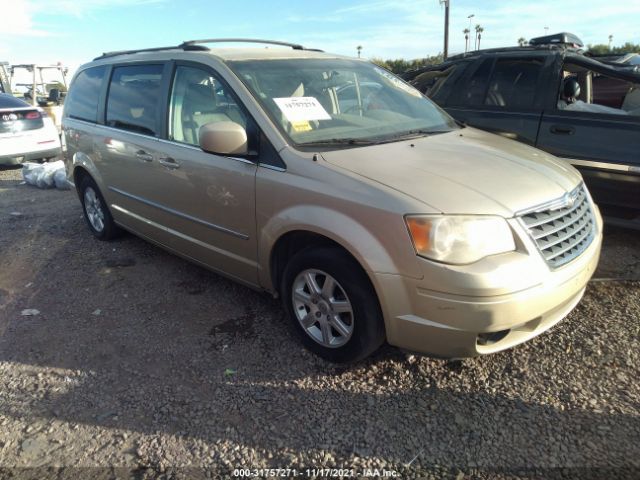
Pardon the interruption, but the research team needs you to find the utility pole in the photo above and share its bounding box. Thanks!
[440,0,450,60]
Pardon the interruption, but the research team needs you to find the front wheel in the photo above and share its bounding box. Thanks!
[281,247,385,363]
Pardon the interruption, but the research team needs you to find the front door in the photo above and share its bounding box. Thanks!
[536,60,640,210]
[145,64,259,284]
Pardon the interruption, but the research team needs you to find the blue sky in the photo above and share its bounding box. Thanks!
[4,0,640,78]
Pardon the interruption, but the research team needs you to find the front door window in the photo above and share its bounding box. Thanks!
[169,66,247,146]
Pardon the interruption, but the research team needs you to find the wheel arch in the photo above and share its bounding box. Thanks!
[261,206,404,297]
[71,151,105,195]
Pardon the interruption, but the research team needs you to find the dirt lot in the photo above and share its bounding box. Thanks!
[0,166,639,479]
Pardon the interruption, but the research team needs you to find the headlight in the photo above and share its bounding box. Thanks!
[405,215,516,264]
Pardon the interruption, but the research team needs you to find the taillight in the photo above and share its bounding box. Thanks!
[25,111,41,120]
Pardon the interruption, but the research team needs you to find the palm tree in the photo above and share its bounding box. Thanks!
[475,25,484,50]
[518,37,527,47]
[356,45,362,58]
[463,28,470,53]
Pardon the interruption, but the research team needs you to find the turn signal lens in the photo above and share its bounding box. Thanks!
[406,217,431,252]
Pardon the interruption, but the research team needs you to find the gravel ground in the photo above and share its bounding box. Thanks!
[0,166,639,480]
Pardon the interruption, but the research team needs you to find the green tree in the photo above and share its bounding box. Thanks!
[587,42,640,55]
[371,54,444,74]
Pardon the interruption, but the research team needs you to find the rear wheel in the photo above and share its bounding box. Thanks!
[78,176,119,240]
[281,247,385,363]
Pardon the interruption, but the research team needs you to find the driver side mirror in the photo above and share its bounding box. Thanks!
[199,121,248,156]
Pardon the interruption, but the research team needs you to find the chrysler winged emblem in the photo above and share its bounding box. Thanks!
[548,188,580,211]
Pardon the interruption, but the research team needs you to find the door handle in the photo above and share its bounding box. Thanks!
[158,157,181,169]
[550,125,575,135]
[135,150,154,162]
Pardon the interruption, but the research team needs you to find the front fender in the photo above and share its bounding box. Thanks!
[258,205,421,292]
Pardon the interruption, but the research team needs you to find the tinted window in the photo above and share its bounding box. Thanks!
[409,65,457,99]
[169,65,247,146]
[485,59,543,109]
[449,58,493,107]
[64,66,106,122]
[106,64,163,136]
[0,93,32,109]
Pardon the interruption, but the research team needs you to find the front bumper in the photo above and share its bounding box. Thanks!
[376,207,603,358]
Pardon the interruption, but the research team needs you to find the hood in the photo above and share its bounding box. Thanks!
[321,127,582,217]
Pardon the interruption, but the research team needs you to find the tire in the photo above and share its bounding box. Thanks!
[78,175,120,240]
[281,247,385,363]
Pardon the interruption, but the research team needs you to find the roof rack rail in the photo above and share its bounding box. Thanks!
[94,43,209,60]
[93,38,322,61]
[179,38,319,51]
[446,42,581,62]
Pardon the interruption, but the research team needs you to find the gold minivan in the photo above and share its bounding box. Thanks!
[63,39,602,362]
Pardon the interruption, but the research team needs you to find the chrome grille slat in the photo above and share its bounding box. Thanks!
[520,185,596,269]
[524,196,587,228]
[544,219,593,261]
[532,200,589,240]
[538,212,591,251]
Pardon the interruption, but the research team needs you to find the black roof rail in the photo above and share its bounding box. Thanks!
[446,43,581,62]
[94,44,209,60]
[179,38,322,51]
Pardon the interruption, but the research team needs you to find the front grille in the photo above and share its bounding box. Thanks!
[520,185,595,268]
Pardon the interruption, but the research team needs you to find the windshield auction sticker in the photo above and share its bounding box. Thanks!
[274,97,332,122]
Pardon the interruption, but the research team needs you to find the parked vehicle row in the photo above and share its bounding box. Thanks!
[402,32,640,228]
[62,39,601,362]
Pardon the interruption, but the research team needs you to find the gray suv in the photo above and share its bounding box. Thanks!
[63,39,602,362]
[403,32,640,228]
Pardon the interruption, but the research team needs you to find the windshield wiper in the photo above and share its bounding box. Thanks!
[300,138,382,147]
[387,129,452,140]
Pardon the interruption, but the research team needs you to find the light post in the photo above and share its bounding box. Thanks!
[465,14,474,54]
[356,45,362,58]
[608,35,613,51]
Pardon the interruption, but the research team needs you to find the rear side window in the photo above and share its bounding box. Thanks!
[106,64,163,136]
[64,66,106,122]
[409,65,458,100]
[484,58,543,109]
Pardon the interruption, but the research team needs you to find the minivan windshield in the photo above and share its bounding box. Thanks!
[227,58,457,148]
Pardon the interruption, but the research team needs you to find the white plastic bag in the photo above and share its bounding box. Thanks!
[53,168,71,190]
[22,160,70,190]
